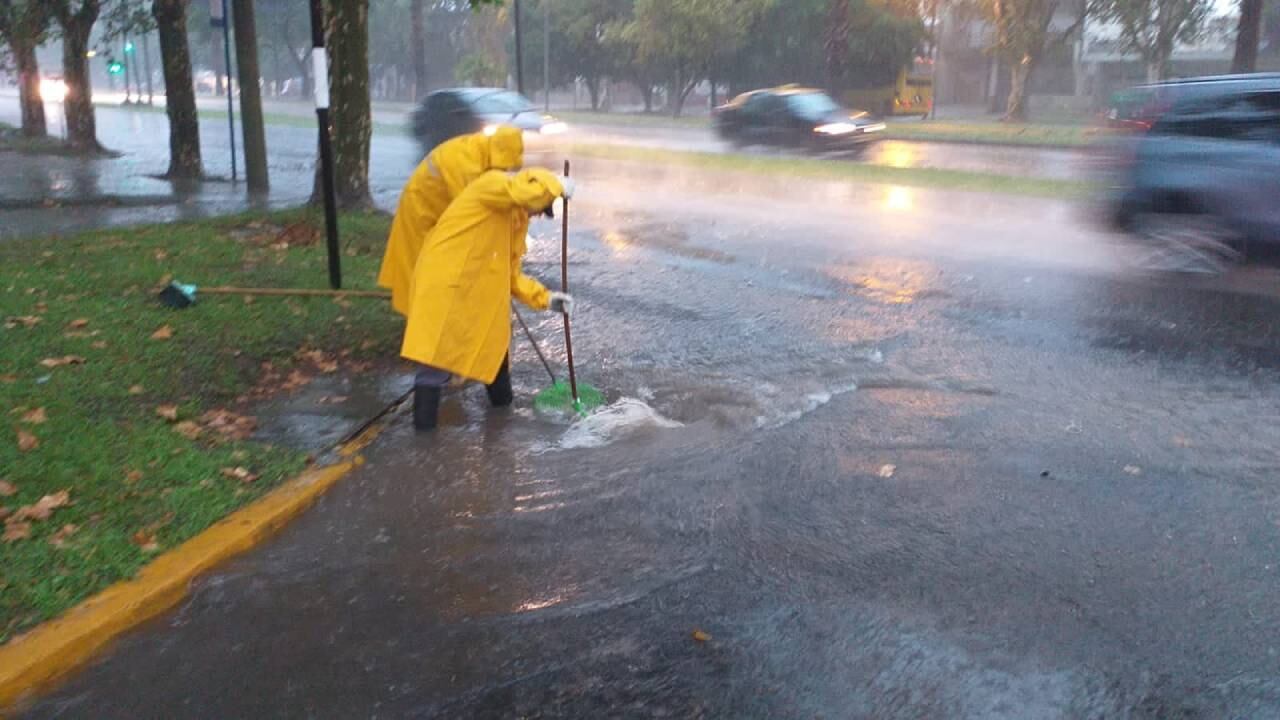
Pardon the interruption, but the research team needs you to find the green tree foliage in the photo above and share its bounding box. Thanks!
[1095,0,1211,81]
[713,0,922,96]
[455,50,505,84]
[984,0,1087,121]
[544,0,628,108]
[616,0,771,116]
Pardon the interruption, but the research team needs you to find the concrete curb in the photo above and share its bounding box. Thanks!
[0,407,396,711]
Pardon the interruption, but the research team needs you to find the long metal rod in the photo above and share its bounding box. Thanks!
[543,0,550,111]
[514,306,557,384]
[560,159,579,404]
[308,0,342,289]
[513,0,524,94]
[221,0,237,182]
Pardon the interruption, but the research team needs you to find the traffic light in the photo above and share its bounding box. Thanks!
[107,58,124,75]
[124,41,135,53]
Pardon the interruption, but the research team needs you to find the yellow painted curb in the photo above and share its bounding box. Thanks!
[0,413,395,711]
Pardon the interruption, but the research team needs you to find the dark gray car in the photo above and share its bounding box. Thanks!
[1106,74,1280,272]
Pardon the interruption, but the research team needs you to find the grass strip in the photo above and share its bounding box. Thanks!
[0,208,400,643]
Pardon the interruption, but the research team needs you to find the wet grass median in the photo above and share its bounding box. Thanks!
[0,209,401,643]
[567,142,1091,199]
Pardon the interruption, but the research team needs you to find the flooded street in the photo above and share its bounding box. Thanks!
[18,132,1280,717]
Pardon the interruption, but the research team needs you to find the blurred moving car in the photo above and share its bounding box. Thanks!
[411,88,568,155]
[713,85,885,153]
[1103,74,1280,272]
[1103,73,1280,132]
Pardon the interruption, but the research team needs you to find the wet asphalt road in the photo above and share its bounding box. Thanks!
[12,100,1280,718]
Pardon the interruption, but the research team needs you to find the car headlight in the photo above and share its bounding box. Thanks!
[540,121,568,136]
[814,122,858,135]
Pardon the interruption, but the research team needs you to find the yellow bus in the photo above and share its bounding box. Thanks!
[841,62,934,119]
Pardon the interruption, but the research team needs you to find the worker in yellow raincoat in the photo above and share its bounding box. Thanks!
[378,126,525,317]
[401,167,576,430]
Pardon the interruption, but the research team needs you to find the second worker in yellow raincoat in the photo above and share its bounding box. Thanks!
[378,126,525,317]
[401,167,575,430]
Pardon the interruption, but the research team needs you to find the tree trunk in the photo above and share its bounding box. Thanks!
[1231,0,1262,74]
[1004,57,1034,122]
[232,0,268,192]
[988,59,1009,114]
[410,0,427,101]
[13,39,47,137]
[641,83,654,113]
[1146,57,1167,83]
[586,77,601,111]
[314,0,372,210]
[825,0,850,96]
[154,0,203,178]
[58,4,102,153]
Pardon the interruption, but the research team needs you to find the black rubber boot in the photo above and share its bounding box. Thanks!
[485,357,514,408]
[413,385,442,431]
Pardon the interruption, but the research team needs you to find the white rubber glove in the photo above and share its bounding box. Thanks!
[559,176,576,200]
[548,291,574,317]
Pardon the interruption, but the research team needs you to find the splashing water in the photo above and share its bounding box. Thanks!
[558,398,683,450]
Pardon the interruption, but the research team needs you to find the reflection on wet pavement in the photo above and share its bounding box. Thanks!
[13,95,1280,719]
[20,176,1280,717]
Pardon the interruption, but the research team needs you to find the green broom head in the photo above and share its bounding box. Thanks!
[534,380,607,416]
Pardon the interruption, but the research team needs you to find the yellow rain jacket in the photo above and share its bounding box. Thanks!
[378,126,524,317]
[400,168,565,384]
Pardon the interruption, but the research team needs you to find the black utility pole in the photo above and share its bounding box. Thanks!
[209,0,238,180]
[308,0,342,289]
[513,0,524,95]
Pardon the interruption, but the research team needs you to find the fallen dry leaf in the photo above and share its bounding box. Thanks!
[48,524,78,548]
[20,407,47,425]
[878,464,897,479]
[0,480,15,497]
[125,470,143,484]
[299,349,339,374]
[91,340,108,350]
[692,629,712,643]
[154,249,168,261]
[155,404,180,422]
[150,324,174,341]
[67,318,89,329]
[173,421,202,440]
[131,530,160,552]
[220,466,260,484]
[3,521,31,542]
[0,374,17,384]
[4,315,41,329]
[199,409,257,440]
[13,490,70,522]
[282,369,312,391]
[16,429,39,452]
[318,395,349,405]
[39,355,86,368]
[0,506,9,521]
[128,384,145,395]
